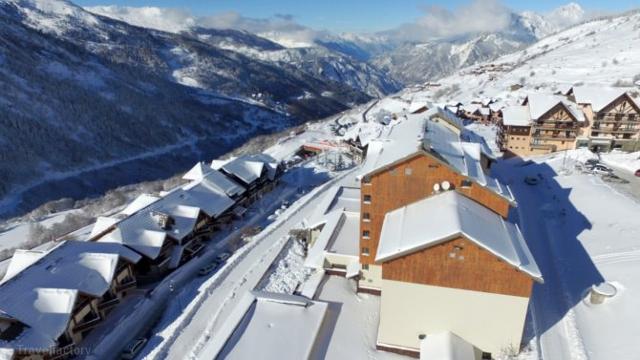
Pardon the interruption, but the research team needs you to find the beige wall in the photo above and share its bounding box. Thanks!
[359,264,382,291]
[324,253,357,269]
[378,280,530,355]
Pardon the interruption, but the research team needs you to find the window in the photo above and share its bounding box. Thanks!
[460,179,473,188]
[361,247,370,256]
[362,176,372,185]
[362,230,370,239]
[362,264,369,270]
[389,169,397,176]
[362,212,371,222]
[405,168,413,176]
[363,195,371,203]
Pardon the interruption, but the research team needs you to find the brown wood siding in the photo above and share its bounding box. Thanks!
[382,236,533,298]
[360,153,511,265]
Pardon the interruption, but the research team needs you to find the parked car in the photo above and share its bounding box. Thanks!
[635,169,640,177]
[591,164,613,175]
[585,158,600,166]
[199,261,222,276]
[524,176,540,185]
[122,338,148,359]
[216,252,231,263]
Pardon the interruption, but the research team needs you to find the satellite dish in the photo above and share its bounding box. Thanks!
[433,183,441,192]
[441,181,451,191]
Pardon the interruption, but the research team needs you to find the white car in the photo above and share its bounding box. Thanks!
[122,338,147,359]
[591,164,613,175]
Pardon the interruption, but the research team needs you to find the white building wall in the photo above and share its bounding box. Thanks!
[359,264,382,291]
[378,280,530,355]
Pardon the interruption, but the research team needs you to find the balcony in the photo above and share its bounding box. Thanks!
[97,296,120,311]
[531,143,557,152]
[533,123,580,130]
[115,278,137,293]
[73,312,101,333]
[534,134,577,141]
[593,127,638,134]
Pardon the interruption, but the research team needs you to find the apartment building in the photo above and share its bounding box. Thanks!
[568,87,640,152]
[0,241,141,359]
[498,94,586,157]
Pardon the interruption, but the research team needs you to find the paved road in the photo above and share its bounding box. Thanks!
[82,183,299,359]
[606,165,640,201]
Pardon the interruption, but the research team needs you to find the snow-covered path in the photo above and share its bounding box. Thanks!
[496,154,640,360]
[137,165,360,360]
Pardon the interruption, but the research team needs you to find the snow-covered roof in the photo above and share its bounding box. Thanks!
[217,153,278,185]
[430,107,466,130]
[525,94,585,122]
[1,250,46,284]
[571,86,638,112]
[217,292,328,360]
[199,168,245,197]
[100,169,239,258]
[0,288,78,350]
[461,104,480,113]
[420,331,476,360]
[425,119,514,203]
[89,216,119,238]
[477,107,490,116]
[502,106,531,126]
[102,201,200,258]
[376,191,542,281]
[120,194,160,216]
[175,181,236,218]
[0,241,141,350]
[360,115,426,176]
[409,101,429,113]
[182,162,209,181]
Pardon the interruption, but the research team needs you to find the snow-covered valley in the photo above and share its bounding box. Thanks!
[1,2,640,360]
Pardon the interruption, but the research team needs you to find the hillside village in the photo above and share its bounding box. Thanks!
[1,3,640,360]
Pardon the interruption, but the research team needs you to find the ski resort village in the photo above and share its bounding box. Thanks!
[1,1,640,360]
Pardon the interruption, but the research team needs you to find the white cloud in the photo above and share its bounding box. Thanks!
[86,6,196,33]
[85,6,321,47]
[386,0,512,42]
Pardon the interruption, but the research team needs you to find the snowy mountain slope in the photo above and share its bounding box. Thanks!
[372,3,589,85]
[84,5,400,97]
[401,10,640,105]
[0,0,386,216]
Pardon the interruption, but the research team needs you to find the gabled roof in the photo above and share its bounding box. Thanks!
[182,162,210,181]
[430,107,465,130]
[199,169,245,197]
[524,94,585,122]
[425,119,514,203]
[502,106,531,126]
[571,86,640,113]
[120,194,160,216]
[218,157,265,185]
[376,191,542,281]
[361,116,514,204]
[0,241,142,350]
[102,201,200,257]
[89,216,119,238]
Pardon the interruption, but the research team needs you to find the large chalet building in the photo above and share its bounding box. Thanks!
[353,113,542,357]
[498,89,640,157]
[568,87,640,152]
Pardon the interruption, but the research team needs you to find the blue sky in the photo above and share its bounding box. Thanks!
[74,0,638,32]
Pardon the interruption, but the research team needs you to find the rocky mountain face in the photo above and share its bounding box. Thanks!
[369,3,588,85]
